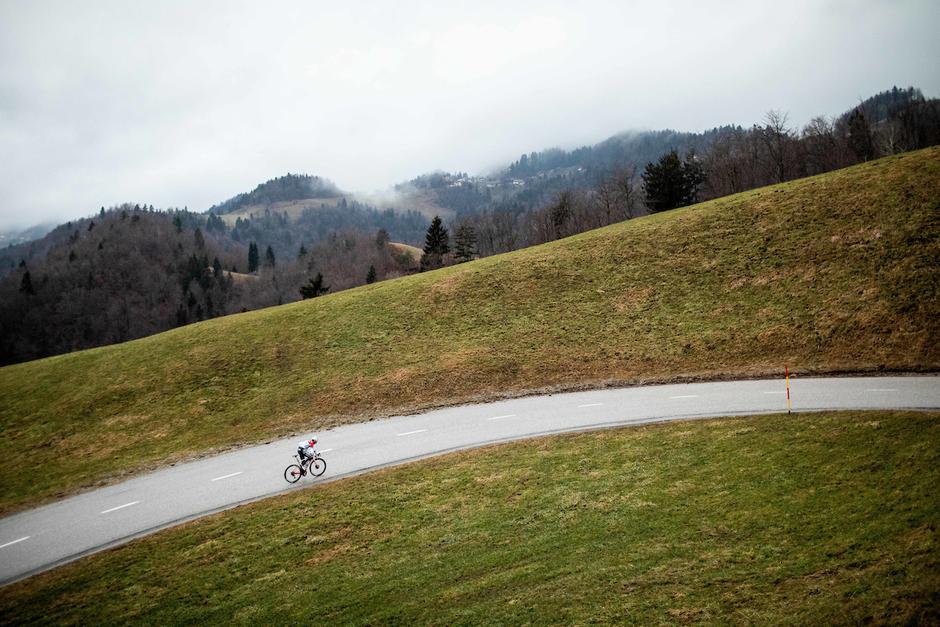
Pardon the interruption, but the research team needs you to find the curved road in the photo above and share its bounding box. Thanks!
[1,375,937,584]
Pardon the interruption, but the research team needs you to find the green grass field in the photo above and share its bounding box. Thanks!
[1,148,938,513]
[1,411,936,624]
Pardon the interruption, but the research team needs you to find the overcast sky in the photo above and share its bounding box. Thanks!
[1,0,937,230]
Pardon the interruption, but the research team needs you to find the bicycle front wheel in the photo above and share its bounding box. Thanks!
[309,458,326,477]
[284,464,304,483]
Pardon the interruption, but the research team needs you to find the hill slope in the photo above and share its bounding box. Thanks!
[2,411,937,623]
[207,173,341,215]
[1,148,938,512]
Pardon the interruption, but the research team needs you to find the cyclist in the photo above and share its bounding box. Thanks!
[296,437,318,472]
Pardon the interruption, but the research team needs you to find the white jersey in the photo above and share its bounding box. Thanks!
[297,440,312,450]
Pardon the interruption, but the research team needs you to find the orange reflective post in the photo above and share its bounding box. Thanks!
[785,365,791,414]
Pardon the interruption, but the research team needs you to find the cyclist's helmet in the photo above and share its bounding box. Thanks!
[309,437,318,446]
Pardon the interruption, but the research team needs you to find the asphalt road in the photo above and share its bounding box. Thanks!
[1,375,937,584]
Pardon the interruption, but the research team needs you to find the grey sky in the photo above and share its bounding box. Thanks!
[1,0,938,230]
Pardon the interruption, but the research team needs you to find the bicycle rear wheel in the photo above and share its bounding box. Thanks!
[284,464,304,483]
[309,458,326,477]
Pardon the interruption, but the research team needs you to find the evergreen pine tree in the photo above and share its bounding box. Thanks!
[20,270,34,295]
[206,213,226,232]
[681,154,705,206]
[453,223,477,263]
[248,242,259,272]
[847,108,876,161]
[299,272,330,298]
[642,150,702,212]
[375,228,390,248]
[194,228,205,249]
[420,216,450,271]
[423,216,450,255]
[550,191,573,239]
[298,244,308,259]
[366,265,377,284]
[265,245,276,267]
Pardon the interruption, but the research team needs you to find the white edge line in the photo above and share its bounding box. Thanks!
[487,414,517,421]
[100,501,140,515]
[0,536,30,549]
[397,429,428,436]
[319,448,333,453]
[211,471,243,482]
[669,395,699,399]
[578,403,604,408]
[866,389,898,392]
[763,391,787,394]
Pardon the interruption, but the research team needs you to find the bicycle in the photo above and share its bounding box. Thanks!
[284,450,327,483]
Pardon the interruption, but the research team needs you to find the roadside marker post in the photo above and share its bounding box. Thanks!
[785,366,791,414]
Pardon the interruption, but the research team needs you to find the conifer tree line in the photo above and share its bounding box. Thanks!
[416,215,481,270]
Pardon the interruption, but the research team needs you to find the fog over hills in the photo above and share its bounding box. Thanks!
[1,1,938,231]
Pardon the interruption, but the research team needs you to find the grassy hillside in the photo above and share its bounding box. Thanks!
[2,411,937,623]
[357,189,455,220]
[1,148,938,513]
[218,197,344,225]
[387,241,423,264]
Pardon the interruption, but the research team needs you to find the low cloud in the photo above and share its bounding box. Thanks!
[1,0,938,229]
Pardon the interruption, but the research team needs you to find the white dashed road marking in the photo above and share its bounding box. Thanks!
[578,403,603,408]
[319,449,333,453]
[211,472,243,482]
[0,536,30,550]
[100,501,140,515]
[0,376,932,586]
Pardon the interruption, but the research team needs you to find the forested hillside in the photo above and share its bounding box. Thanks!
[1,87,937,365]
[207,174,341,215]
[224,199,428,261]
[0,207,419,364]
